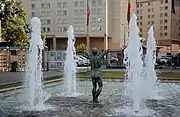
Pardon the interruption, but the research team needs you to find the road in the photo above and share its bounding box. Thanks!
[0,67,180,85]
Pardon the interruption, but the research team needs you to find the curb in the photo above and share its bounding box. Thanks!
[78,76,180,82]
[1,76,180,93]
[0,78,63,93]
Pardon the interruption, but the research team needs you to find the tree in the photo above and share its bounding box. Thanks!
[0,0,28,46]
[41,33,46,45]
[76,43,87,53]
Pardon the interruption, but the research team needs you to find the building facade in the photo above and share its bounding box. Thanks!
[21,0,136,52]
[136,0,180,55]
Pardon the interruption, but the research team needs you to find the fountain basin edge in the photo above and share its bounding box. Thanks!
[1,76,180,94]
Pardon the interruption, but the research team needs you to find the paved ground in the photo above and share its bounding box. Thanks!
[0,67,180,85]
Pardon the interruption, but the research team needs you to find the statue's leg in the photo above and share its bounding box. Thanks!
[95,78,103,102]
[92,78,97,101]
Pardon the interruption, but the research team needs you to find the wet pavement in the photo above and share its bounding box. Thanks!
[1,80,180,117]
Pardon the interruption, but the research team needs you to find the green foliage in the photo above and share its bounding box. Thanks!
[0,0,28,46]
[76,43,87,53]
[41,33,46,45]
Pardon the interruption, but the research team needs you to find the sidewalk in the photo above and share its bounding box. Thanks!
[0,71,62,85]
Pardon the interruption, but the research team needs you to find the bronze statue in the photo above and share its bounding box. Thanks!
[85,48,107,103]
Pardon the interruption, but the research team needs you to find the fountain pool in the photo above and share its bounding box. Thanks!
[0,80,180,117]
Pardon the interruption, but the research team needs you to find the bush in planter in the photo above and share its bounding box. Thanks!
[10,61,18,72]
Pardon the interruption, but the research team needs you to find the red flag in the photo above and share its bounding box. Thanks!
[87,0,90,26]
[127,0,131,24]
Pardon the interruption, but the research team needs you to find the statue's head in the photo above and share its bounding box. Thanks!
[92,48,98,55]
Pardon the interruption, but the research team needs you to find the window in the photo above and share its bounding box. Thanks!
[160,33,163,36]
[165,6,168,10]
[47,28,50,32]
[91,26,102,31]
[63,19,67,24]
[80,1,84,7]
[31,4,35,9]
[137,4,139,7]
[63,27,67,32]
[57,10,61,16]
[164,20,168,23]
[140,22,142,25]
[140,28,142,32]
[32,12,35,17]
[42,28,46,32]
[58,3,61,8]
[161,0,163,4]
[92,0,96,6]
[41,20,46,25]
[164,13,168,16]
[92,9,96,14]
[63,10,67,16]
[165,0,168,3]
[41,11,51,17]
[74,1,78,7]
[57,27,63,32]
[164,26,167,30]
[41,3,50,9]
[63,2,67,8]
[164,32,167,36]
[79,10,84,15]
[47,20,51,25]
[92,17,96,23]
[57,19,62,24]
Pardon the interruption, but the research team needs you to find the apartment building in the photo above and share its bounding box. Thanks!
[136,0,180,54]
[21,0,136,52]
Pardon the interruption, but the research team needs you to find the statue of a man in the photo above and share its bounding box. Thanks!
[85,48,107,103]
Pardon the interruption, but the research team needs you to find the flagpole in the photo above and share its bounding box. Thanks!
[105,0,108,50]
[86,0,90,53]
[170,0,175,72]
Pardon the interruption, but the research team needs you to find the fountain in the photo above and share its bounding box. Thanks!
[143,26,162,100]
[1,15,180,117]
[63,25,77,96]
[19,17,51,111]
[24,17,44,107]
[123,13,152,116]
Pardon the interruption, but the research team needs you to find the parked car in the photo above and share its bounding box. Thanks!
[75,56,84,67]
[76,55,90,66]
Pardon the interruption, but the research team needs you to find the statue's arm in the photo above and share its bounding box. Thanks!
[99,50,107,59]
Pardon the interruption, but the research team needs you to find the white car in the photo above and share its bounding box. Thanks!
[77,55,90,66]
[75,56,84,67]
